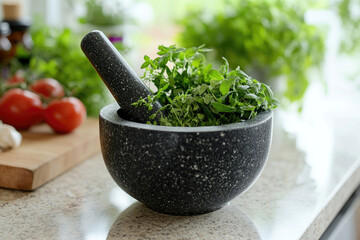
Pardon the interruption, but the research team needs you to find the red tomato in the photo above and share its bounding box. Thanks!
[30,78,65,99]
[0,89,44,129]
[7,74,24,84]
[44,97,86,134]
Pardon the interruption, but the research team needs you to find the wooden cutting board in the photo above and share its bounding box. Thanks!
[0,118,100,190]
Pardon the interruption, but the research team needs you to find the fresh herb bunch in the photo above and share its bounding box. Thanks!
[133,45,279,127]
[177,0,325,104]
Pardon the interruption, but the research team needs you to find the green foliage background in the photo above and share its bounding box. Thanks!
[79,0,128,26]
[336,0,360,53]
[6,21,125,116]
[178,0,325,105]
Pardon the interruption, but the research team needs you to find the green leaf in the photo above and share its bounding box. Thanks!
[160,83,170,91]
[244,93,259,100]
[141,61,150,69]
[185,47,197,57]
[212,102,236,112]
[210,79,219,88]
[198,48,213,53]
[174,47,186,53]
[158,55,170,67]
[157,50,167,55]
[239,105,256,111]
[200,103,216,121]
[199,84,208,95]
[237,85,249,92]
[209,70,224,81]
[228,70,241,77]
[191,53,205,67]
[218,57,229,76]
[220,78,232,95]
[203,94,214,104]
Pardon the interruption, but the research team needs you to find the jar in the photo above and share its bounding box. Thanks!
[0,22,12,65]
[1,1,33,65]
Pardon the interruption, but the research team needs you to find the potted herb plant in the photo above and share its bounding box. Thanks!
[82,32,278,215]
[78,0,132,48]
[177,0,325,106]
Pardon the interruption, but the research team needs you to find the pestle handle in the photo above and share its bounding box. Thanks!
[81,30,162,123]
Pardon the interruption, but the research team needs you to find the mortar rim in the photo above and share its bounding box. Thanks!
[100,102,272,133]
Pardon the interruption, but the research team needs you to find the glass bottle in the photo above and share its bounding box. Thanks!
[0,22,11,65]
[1,1,32,65]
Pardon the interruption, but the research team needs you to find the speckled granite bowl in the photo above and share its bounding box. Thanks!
[100,103,273,215]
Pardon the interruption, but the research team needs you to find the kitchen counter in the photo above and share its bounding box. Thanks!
[1,82,360,240]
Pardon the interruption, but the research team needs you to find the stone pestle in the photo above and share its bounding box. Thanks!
[81,30,163,123]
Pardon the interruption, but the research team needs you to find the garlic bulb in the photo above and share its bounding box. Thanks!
[0,121,22,152]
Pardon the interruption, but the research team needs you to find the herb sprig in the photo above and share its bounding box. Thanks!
[133,45,279,127]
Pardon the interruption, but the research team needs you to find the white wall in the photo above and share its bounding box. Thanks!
[0,0,77,27]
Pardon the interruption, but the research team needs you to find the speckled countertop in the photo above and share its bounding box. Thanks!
[1,82,360,240]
